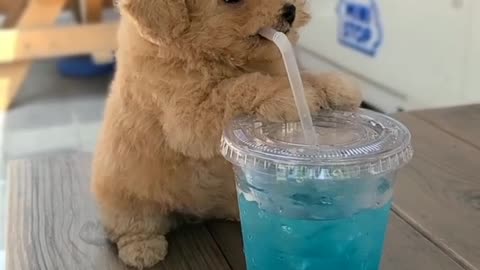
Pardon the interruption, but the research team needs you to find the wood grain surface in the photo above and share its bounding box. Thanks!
[413,104,480,149]
[5,105,480,270]
[394,112,480,269]
[7,154,464,270]
[381,215,463,270]
[207,222,246,270]
[6,155,231,270]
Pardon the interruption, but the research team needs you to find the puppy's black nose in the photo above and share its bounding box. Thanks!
[282,4,296,25]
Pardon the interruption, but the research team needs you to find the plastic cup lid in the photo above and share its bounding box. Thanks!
[221,109,413,180]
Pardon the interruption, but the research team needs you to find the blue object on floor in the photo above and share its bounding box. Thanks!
[57,55,115,78]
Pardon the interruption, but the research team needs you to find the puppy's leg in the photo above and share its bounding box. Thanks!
[301,72,363,110]
[185,168,239,222]
[161,72,360,159]
[99,201,176,269]
[208,196,240,222]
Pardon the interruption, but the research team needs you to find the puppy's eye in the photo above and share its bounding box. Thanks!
[224,0,242,4]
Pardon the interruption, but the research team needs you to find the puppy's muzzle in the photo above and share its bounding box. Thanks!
[282,4,296,25]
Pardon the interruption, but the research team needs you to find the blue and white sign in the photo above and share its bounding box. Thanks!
[337,0,383,57]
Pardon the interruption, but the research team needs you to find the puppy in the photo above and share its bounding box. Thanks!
[92,0,362,268]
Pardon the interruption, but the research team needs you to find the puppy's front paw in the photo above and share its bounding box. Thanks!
[304,73,363,111]
[256,87,303,122]
[118,234,168,269]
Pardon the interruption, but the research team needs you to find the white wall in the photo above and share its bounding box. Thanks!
[298,0,479,112]
[465,0,480,102]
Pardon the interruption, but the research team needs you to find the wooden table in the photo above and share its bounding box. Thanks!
[3,105,480,270]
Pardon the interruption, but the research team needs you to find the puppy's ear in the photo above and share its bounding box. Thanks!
[118,0,190,43]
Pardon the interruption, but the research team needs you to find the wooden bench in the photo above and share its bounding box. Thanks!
[4,105,480,269]
[0,0,117,110]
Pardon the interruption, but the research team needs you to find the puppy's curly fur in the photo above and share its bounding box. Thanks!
[92,0,362,268]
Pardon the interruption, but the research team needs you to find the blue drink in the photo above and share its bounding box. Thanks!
[235,170,395,270]
[239,195,391,270]
[221,110,413,270]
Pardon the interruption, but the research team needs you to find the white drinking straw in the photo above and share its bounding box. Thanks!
[259,28,316,144]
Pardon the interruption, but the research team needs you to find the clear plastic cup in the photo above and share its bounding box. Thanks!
[221,109,413,270]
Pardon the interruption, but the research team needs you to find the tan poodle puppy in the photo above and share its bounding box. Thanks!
[92,0,362,268]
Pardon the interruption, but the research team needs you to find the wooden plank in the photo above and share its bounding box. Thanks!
[81,0,116,64]
[413,104,480,149]
[393,113,480,269]
[207,215,464,270]
[0,0,113,13]
[85,0,104,22]
[160,226,232,270]
[207,222,246,270]
[11,0,67,27]
[0,62,33,109]
[382,215,464,270]
[0,0,67,110]
[0,0,28,28]
[6,155,231,270]
[0,23,118,63]
[0,0,18,12]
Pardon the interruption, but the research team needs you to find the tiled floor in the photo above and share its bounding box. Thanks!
[0,60,111,266]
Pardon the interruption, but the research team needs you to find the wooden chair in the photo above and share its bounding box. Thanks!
[0,0,118,110]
